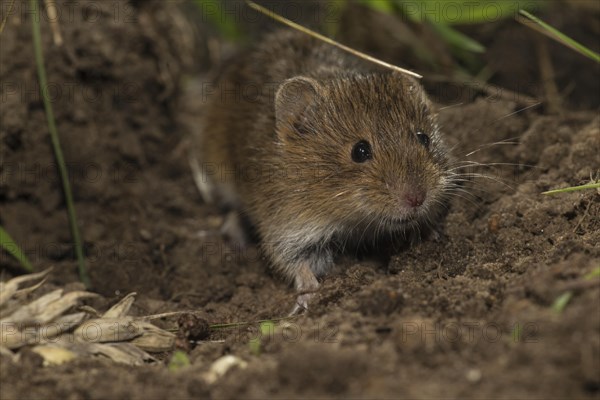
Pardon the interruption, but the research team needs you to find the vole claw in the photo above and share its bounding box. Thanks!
[289,292,315,316]
[288,261,320,315]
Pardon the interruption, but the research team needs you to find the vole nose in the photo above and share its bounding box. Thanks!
[404,190,426,208]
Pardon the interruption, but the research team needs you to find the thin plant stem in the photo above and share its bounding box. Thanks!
[30,0,90,287]
[0,226,33,272]
[542,182,600,195]
[517,10,600,63]
[0,0,16,34]
[245,0,422,79]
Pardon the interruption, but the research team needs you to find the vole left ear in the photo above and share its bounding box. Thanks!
[275,76,321,139]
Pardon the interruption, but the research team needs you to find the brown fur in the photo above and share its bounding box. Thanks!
[196,30,454,311]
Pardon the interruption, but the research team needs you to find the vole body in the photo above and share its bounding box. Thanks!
[197,30,454,312]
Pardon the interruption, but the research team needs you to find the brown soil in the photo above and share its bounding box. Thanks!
[1,1,599,399]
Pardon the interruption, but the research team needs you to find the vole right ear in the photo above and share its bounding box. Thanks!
[275,76,321,137]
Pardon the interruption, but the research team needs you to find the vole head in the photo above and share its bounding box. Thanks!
[274,72,452,231]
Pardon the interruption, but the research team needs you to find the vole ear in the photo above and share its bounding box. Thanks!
[275,76,321,137]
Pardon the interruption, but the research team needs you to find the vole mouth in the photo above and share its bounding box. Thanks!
[387,187,429,219]
[388,196,432,224]
[389,208,425,224]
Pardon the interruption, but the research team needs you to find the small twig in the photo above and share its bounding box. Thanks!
[535,36,561,114]
[142,311,202,321]
[209,316,298,330]
[0,0,16,35]
[0,0,15,34]
[245,0,422,79]
[573,197,593,233]
[43,0,63,46]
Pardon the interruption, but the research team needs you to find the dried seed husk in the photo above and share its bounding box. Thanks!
[2,290,97,325]
[130,322,176,352]
[0,268,53,307]
[1,312,87,350]
[103,292,137,318]
[0,346,17,362]
[86,342,156,365]
[74,317,143,343]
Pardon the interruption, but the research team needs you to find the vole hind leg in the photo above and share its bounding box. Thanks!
[189,152,215,204]
[221,211,249,248]
[189,153,248,246]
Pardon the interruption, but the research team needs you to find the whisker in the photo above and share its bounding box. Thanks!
[438,102,464,112]
[495,102,542,122]
[448,161,538,171]
[464,138,521,157]
[462,102,542,141]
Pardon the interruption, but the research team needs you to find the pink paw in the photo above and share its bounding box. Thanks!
[289,292,316,315]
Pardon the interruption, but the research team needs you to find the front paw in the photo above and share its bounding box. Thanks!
[288,260,321,315]
[428,225,446,242]
[289,292,316,315]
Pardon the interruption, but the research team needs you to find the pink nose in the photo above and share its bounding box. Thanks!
[405,191,426,208]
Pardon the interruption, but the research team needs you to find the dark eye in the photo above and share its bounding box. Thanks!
[351,140,373,163]
[416,132,430,148]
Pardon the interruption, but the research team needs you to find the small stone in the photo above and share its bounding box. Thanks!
[487,214,500,234]
[139,229,152,241]
[466,368,482,383]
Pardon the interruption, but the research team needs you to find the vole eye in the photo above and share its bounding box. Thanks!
[416,132,430,148]
[351,140,372,163]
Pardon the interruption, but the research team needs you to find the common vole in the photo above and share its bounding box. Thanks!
[196,30,454,313]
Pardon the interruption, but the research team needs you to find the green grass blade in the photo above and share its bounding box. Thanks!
[395,0,539,25]
[0,0,16,34]
[0,226,34,272]
[518,10,600,63]
[30,0,89,288]
[168,350,191,371]
[511,323,522,342]
[584,267,600,280]
[542,182,600,195]
[431,23,485,53]
[324,0,348,37]
[551,291,573,313]
[192,0,241,40]
[358,0,394,14]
